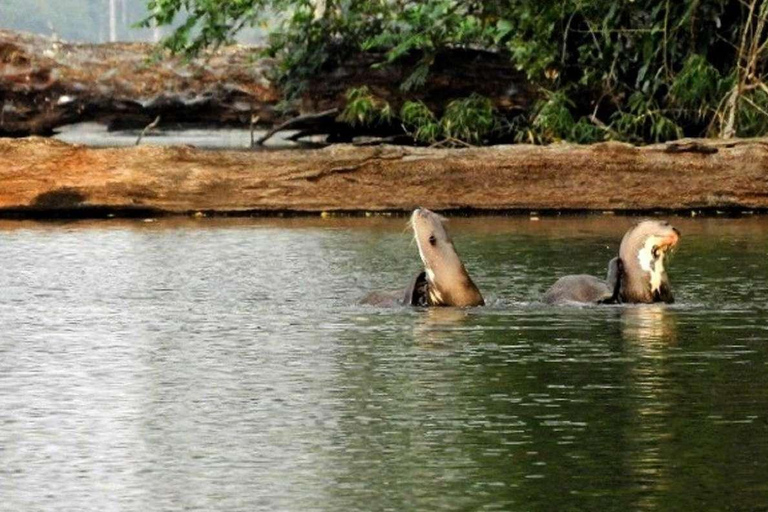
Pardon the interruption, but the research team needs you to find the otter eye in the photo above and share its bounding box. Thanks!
[428,234,437,245]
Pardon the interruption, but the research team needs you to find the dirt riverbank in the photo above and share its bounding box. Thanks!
[1,137,767,218]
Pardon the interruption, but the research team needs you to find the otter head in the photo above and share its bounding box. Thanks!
[618,220,680,303]
[410,208,484,307]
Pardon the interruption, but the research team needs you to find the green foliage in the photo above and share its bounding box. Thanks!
[361,1,497,91]
[569,118,607,144]
[528,91,608,144]
[400,101,441,144]
[441,95,496,144]
[399,61,431,93]
[670,54,726,113]
[145,0,768,144]
[736,88,768,137]
[610,92,683,142]
[531,91,575,142]
[142,0,266,54]
[397,95,498,145]
[340,86,392,126]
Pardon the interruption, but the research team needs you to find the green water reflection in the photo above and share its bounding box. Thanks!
[0,215,766,511]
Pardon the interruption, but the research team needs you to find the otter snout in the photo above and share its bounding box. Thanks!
[669,227,681,245]
[412,207,430,221]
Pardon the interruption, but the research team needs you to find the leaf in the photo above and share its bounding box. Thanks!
[494,19,514,43]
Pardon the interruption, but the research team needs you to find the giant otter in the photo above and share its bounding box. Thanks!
[617,219,680,303]
[361,208,484,307]
[543,257,623,305]
[543,220,680,305]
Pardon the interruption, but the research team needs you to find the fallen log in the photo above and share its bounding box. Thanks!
[1,137,767,217]
[1,30,536,141]
[0,29,281,136]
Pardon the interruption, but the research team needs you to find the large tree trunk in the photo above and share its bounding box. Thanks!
[0,29,534,139]
[0,29,281,136]
[1,137,766,217]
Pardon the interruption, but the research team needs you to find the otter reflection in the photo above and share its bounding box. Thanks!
[410,307,480,346]
[544,220,680,305]
[620,305,679,510]
[621,305,679,345]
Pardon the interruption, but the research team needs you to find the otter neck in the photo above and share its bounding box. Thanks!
[425,266,484,307]
[620,248,674,304]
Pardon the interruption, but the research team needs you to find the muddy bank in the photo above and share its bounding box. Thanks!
[0,137,767,217]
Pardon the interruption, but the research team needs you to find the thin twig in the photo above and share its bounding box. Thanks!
[591,93,607,119]
[747,1,767,76]
[722,0,759,138]
[352,135,404,146]
[663,0,671,80]
[707,87,734,136]
[588,114,622,140]
[429,137,474,148]
[561,11,577,65]
[570,28,656,33]
[741,94,768,119]
[250,114,259,148]
[582,21,604,58]
[135,115,161,146]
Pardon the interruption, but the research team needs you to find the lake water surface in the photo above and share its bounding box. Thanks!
[1,215,767,511]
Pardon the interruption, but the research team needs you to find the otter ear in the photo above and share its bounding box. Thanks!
[611,257,624,304]
[403,271,429,306]
[599,257,624,304]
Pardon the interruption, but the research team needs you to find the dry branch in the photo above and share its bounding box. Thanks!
[255,109,339,146]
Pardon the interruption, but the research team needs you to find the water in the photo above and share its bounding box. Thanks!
[54,123,309,149]
[1,215,767,511]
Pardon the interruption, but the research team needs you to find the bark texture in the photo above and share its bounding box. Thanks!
[1,137,767,216]
[0,30,535,140]
[0,29,279,136]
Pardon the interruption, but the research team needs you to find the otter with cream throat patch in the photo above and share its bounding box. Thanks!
[618,219,680,303]
[543,220,680,305]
